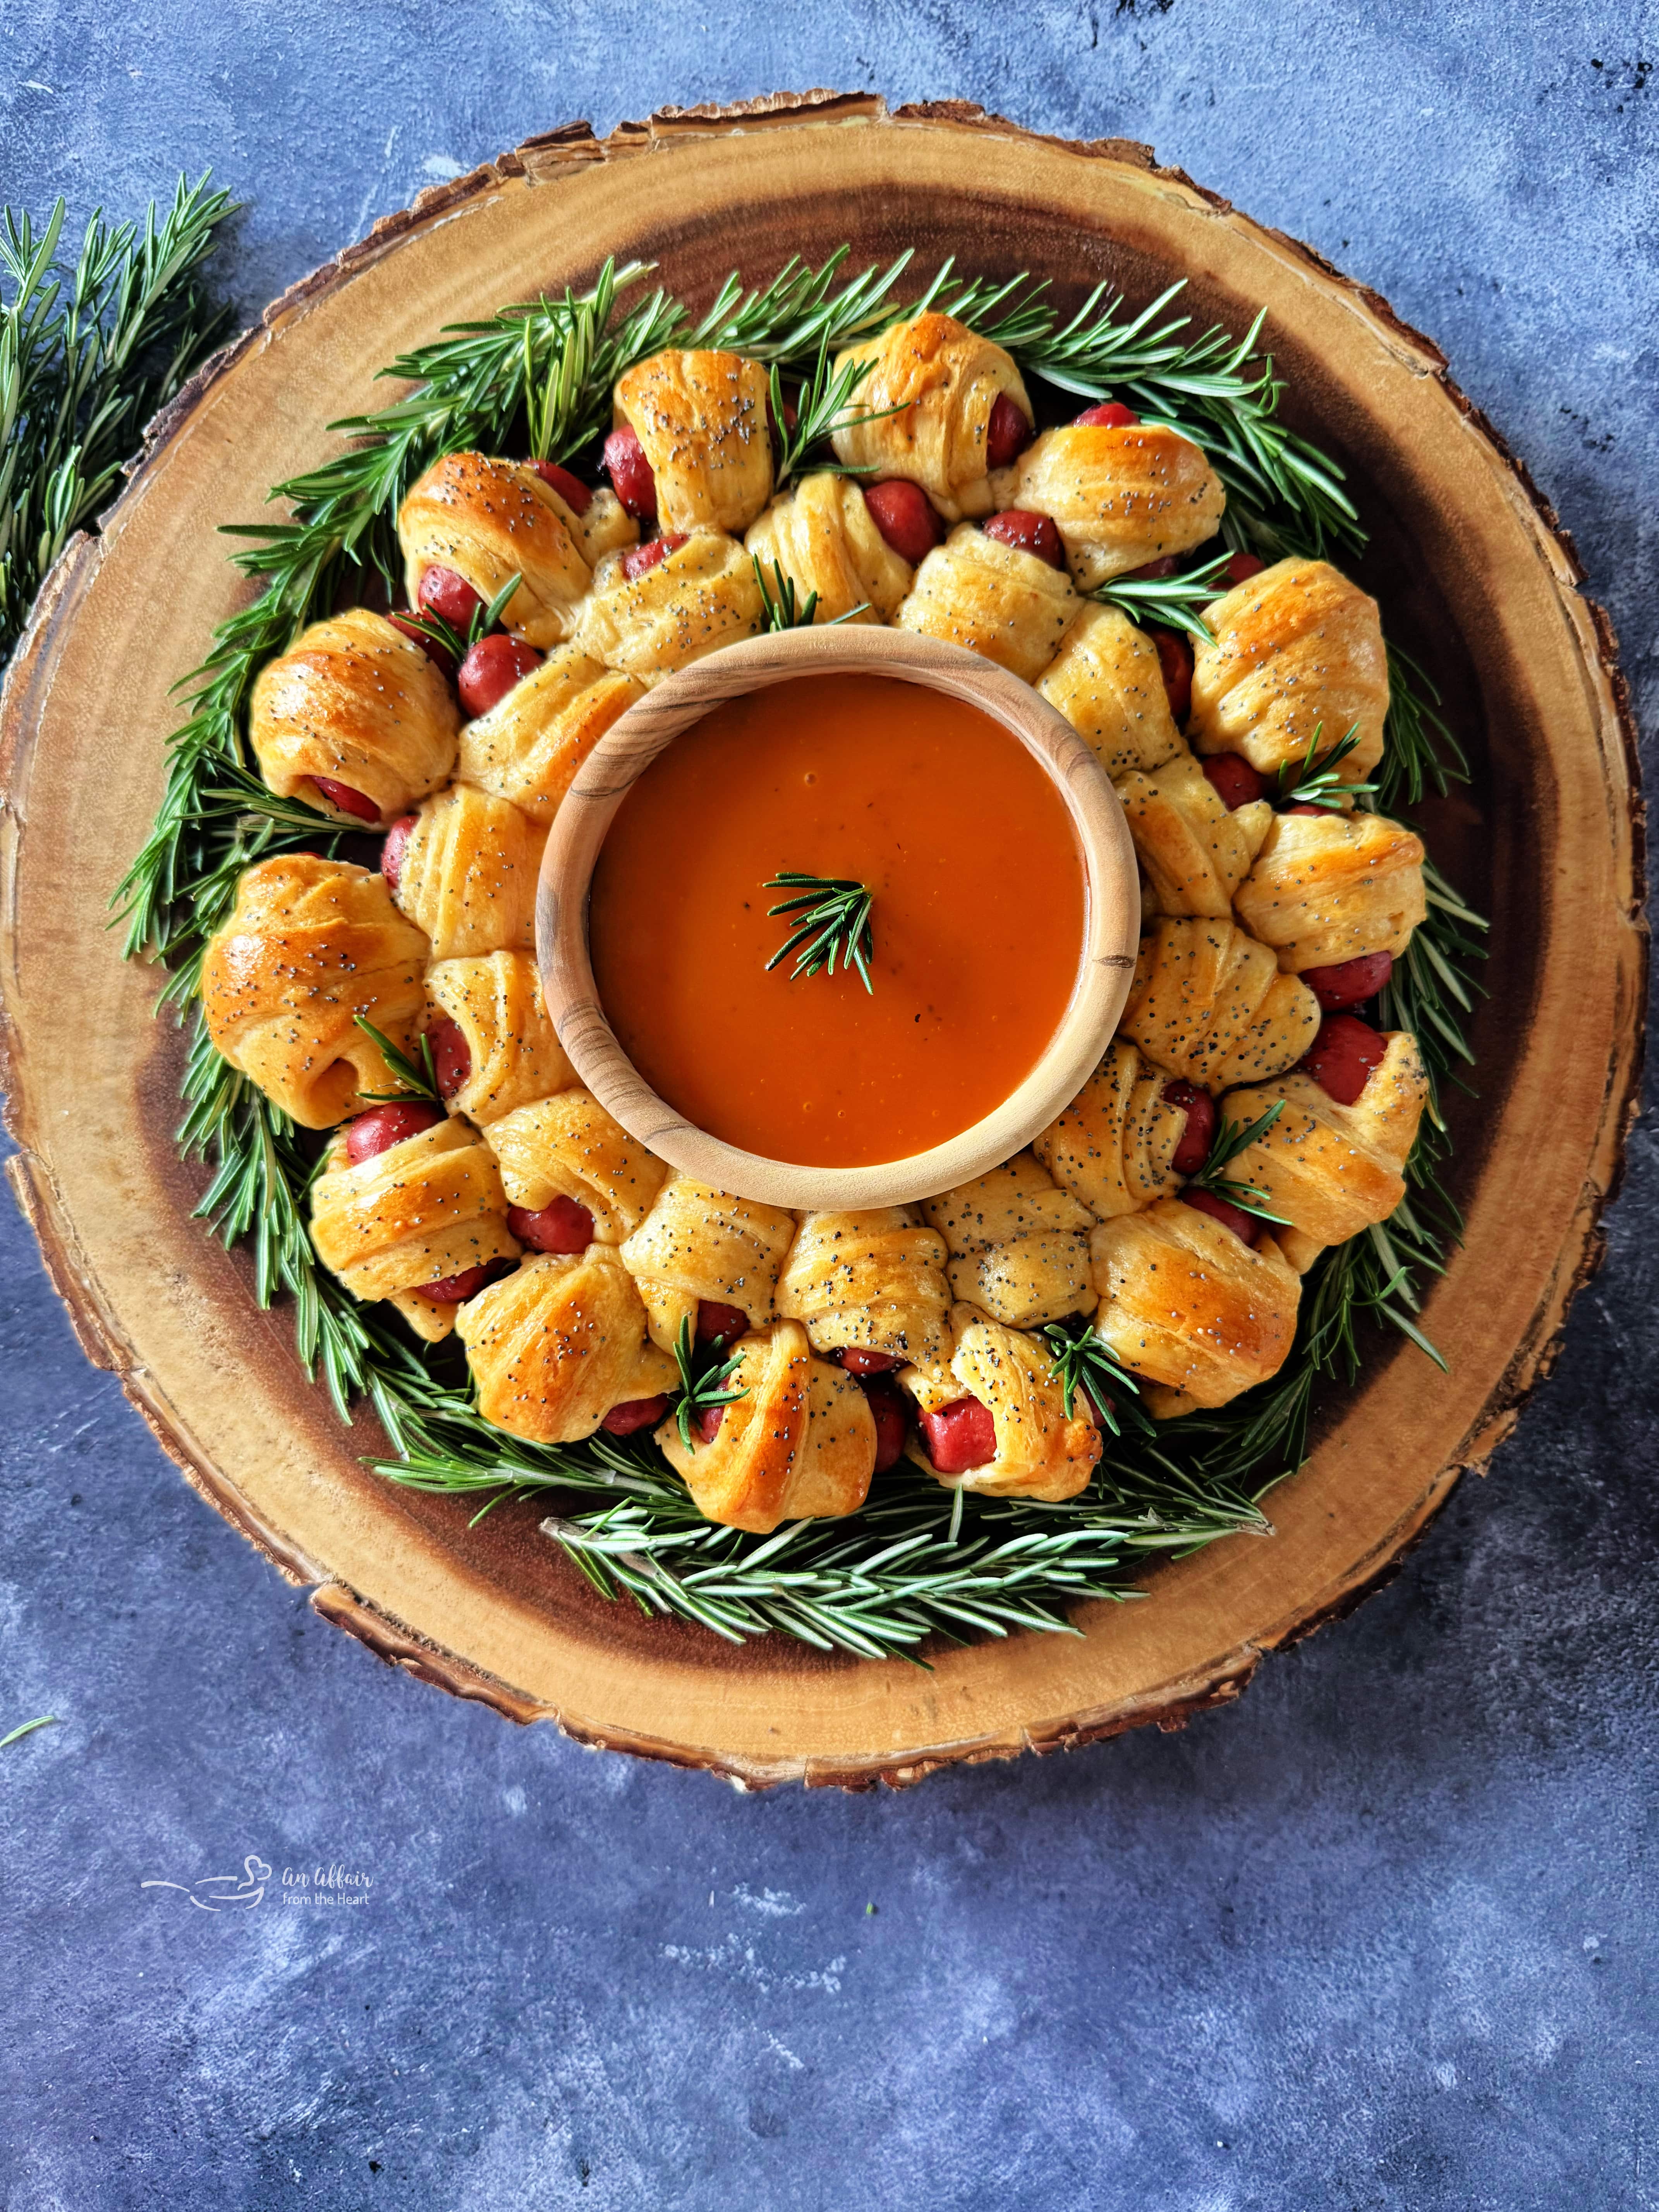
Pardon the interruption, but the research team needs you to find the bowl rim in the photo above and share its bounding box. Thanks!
[535,623,1141,1210]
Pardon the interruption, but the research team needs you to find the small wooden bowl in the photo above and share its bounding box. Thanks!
[536,624,1140,1210]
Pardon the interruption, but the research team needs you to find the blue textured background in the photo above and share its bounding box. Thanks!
[4,6,1657,2206]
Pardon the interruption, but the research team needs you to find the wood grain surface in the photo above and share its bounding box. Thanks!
[0,92,1642,1788]
[538,625,1140,1210]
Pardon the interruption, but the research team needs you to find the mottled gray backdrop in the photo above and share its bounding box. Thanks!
[3,4,1657,2207]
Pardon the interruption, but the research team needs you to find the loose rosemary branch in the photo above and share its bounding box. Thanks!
[0,173,235,666]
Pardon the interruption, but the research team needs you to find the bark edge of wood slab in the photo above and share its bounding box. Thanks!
[0,90,1643,1791]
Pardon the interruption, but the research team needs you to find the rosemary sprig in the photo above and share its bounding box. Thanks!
[769,345,904,487]
[1,174,236,665]
[391,568,522,665]
[1274,722,1378,809]
[1185,1102,1292,1224]
[763,871,876,991]
[1374,643,1470,813]
[1094,551,1231,643]
[688,247,919,362]
[750,553,866,632]
[672,1316,747,1453]
[353,1016,440,1105]
[1038,1317,1150,1436]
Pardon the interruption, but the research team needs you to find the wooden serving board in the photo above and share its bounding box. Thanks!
[0,93,1642,1789]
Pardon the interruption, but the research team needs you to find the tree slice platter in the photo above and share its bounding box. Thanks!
[0,93,1642,1790]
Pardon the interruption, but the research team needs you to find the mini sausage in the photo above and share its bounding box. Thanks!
[1299,1014,1388,1106]
[917,1395,997,1474]
[985,392,1034,469]
[457,632,541,718]
[1302,950,1394,1012]
[532,459,592,515]
[1163,1080,1217,1176]
[861,479,943,566]
[345,1100,445,1164]
[417,565,483,629]
[1182,1188,1262,1246]
[603,424,658,521]
[982,508,1066,569]
[506,1196,596,1254]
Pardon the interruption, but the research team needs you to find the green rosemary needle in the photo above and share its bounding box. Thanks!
[1038,1317,1150,1437]
[1093,551,1232,643]
[763,871,876,992]
[1273,721,1378,809]
[1185,1103,1292,1224]
[352,1016,441,1105]
[750,553,869,632]
[390,569,522,665]
[673,1316,748,1453]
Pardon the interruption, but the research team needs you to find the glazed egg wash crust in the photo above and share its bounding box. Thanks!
[588,674,1087,1168]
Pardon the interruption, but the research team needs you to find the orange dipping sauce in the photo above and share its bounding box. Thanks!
[589,673,1087,1168]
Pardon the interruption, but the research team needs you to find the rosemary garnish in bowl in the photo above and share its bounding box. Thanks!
[763,871,876,991]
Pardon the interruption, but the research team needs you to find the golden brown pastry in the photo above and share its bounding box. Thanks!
[1216,1033,1430,1274]
[1188,557,1389,781]
[397,451,594,649]
[424,952,574,1125]
[391,783,545,961]
[775,1208,952,1367]
[576,529,764,686]
[456,643,643,826]
[613,349,774,535]
[249,607,459,826]
[899,1305,1099,1501]
[1121,917,1321,1094]
[201,855,429,1128]
[570,487,640,567]
[1036,603,1184,778]
[656,1321,875,1534]
[1118,746,1275,917]
[1032,1040,1189,1220]
[1232,809,1428,972]
[1001,421,1226,589]
[619,1174,800,1352]
[743,470,913,623]
[828,311,1030,520]
[455,1247,678,1443]
[921,1153,1095,1329]
[894,522,1080,683]
[485,1089,668,1243]
[1089,1199,1301,1413]
[310,1118,518,1346]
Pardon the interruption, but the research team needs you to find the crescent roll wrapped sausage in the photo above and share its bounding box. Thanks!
[424,952,573,1125]
[455,1247,678,1443]
[1001,422,1226,589]
[485,1089,668,1243]
[613,349,774,536]
[1033,1040,1189,1221]
[576,529,764,686]
[828,310,1030,521]
[1089,1199,1301,1415]
[894,522,1080,683]
[249,608,459,827]
[619,1174,799,1353]
[310,1117,518,1345]
[744,471,913,623]
[456,643,643,825]
[1122,917,1321,1094]
[899,1306,1099,1501]
[398,452,595,649]
[775,1208,952,1367]
[1232,810,1428,972]
[201,855,429,1128]
[1036,603,1183,779]
[1188,557,1390,781]
[921,1153,1095,1329]
[1118,747,1275,918]
[656,1321,875,1534]
[391,783,544,961]
[569,487,640,567]
[1216,1033,1430,1274]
